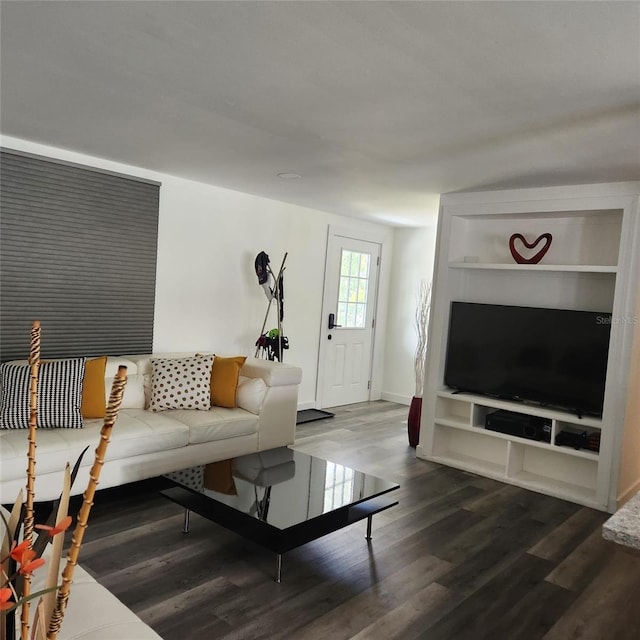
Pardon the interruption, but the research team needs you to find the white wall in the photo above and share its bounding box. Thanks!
[1,136,396,408]
[382,224,438,405]
[617,274,640,504]
[154,174,395,408]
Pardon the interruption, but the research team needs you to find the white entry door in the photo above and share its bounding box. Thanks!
[319,232,380,408]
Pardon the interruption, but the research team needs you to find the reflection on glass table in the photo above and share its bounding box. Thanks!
[162,447,399,582]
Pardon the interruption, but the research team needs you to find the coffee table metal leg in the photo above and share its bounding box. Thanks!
[366,514,373,540]
[275,553,282,583]
[183,508,190,534]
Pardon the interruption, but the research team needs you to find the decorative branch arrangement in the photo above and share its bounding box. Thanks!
[0,321,127,640]
[47,367,127,640]
[21,320,41,638]
[414,280,432,398]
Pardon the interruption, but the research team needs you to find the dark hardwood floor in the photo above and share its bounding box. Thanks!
[76,401,640,639]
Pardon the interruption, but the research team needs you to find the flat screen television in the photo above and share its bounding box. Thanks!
[444,302,612,417]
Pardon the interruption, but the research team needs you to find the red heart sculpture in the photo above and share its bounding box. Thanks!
[509,233,552,264]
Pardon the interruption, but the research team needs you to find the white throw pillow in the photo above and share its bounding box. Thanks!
[236,376,267,414]
[149,355,214,411]
[105,357,138,378]
[105,373,146,410]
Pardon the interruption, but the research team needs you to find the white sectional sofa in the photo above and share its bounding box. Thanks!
[1,353,302,639]
[1,353,302,503]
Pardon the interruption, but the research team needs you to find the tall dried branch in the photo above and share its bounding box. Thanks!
[21,320,41,639]
[414,281,432,398]
[46,366,127,640]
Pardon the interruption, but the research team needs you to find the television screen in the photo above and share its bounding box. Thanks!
[444,302,612,417]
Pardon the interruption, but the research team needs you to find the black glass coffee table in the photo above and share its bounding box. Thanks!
[161,447,399,582]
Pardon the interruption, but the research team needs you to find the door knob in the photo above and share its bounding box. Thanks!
[328,313,342,330]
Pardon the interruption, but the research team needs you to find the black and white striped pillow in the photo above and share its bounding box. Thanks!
[0,358,86,429]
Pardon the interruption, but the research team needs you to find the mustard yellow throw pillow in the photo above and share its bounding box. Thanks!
[81,355,107,418]
[210,355,246,408]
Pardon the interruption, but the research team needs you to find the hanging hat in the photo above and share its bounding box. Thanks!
[255,251,270,285]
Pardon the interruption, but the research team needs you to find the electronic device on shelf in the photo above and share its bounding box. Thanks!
[444,302,612,418]
[555,430,600,452]
[485,409,551,442]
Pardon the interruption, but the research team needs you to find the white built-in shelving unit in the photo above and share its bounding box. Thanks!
[416,183,640,512]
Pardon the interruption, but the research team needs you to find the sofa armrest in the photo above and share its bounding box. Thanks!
[240,359,302,451]
[240,358,302,388]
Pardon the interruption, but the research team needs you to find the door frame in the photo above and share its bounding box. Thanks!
[315,224,387,409]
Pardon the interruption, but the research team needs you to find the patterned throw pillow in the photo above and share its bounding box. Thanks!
[149,355,214,411]
[0,358,86,429]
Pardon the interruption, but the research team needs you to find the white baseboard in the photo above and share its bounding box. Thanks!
[299,394,412,410]
[381,392,412,406]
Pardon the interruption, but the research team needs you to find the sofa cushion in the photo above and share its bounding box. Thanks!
[82,356,107,419]
[0,409,189,481]
[94,409,191,461]
[0,358,85,430]
[149,355,213,411]
[170,407,258,444]
[211,355,246,408]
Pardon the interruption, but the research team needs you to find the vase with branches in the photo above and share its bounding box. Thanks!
[1,321,127,640]
[408,280,431,447]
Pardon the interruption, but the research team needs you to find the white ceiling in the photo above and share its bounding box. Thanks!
[1,1,639,226]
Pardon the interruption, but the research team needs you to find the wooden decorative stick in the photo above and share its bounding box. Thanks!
[21,320,41,640]
[46,366,127,640]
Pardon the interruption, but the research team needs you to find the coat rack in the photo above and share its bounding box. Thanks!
[254,251,289,361]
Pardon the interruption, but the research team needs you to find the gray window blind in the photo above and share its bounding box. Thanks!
[1,149,160,361]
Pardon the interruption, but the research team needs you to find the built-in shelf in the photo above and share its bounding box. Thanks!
[418,184,640,513]
[434,417,600,461]
[429,452,505,478]
[506,471,597,505]
[428,451,598,508]
[448,262,618,274]
[436,390,604,429]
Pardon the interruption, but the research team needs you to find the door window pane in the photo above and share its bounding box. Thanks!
[357,279,367,303]
[349,278,359,302]
[359,254,369,278]
[337,250,371,328]
[339,277,349,301]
